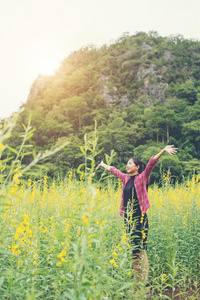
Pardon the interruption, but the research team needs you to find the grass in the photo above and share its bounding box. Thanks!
[0,173,200,299]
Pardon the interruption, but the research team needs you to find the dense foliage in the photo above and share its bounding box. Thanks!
[1,175,200,299]
[5,32,200,181]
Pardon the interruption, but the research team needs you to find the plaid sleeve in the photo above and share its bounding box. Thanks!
[142,156,159,181]
[109,166,127,181]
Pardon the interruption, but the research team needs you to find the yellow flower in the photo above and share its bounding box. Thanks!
[16,227,24,234]
[26,228,32,238]
[161,273,167,281]
[81,214,89,226]
[12,244,19,250]
[80,173,84,181]
[12,172,23,185]
[57,249,67,258]
[195,175,199,183]
[141,230,146,239]
[28,179,32,186]
[100,220,105,228]
[17,260,23,266]
[14,233,20,240]
[23,214,30,222]
[68,171,73,184]
[116,244,122,251]
[12,244,21,256]
[56,261,62,267]
[110,259,118,267]
[140,214,144,223]
[61,257,67,262]
[43,176,47,185]
[43,227,47,233]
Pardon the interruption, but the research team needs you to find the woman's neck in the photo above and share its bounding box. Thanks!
[129,171,139,176]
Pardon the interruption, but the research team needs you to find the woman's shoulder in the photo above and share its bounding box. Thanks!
[134,172,146,184]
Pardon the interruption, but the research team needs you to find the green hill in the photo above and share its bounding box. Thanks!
[7,32,200,180]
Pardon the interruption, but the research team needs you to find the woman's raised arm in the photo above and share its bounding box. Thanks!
[96,161,128,181]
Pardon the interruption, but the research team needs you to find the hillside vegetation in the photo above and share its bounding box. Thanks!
[6,31,200,181]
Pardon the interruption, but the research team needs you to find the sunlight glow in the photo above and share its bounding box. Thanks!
[34,54,60,76]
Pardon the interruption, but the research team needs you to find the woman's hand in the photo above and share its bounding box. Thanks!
[154,145,178,160]
[96,161,111,171]
[96,160,104,170]
[164,145,178,155]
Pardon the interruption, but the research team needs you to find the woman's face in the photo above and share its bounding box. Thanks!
[126,159,139,175]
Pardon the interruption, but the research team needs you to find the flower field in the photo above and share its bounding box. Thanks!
[0,174,200,299]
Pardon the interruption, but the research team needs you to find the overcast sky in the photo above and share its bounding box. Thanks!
[0,0,200,119]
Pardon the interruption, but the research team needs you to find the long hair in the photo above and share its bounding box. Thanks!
[131,157,146,174]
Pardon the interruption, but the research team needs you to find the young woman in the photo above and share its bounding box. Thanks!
[96,145,177,285]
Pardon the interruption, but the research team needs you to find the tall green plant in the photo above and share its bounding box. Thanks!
[77,122,104,184]
[0,113,70,196]
[98,149,116,185]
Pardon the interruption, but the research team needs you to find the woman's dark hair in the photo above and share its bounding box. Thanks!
[131,157,146,174]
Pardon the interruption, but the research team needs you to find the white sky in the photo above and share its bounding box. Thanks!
[0,0,200,119]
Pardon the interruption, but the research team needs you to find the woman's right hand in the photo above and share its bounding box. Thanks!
[96,161,104,170]
[96,161,111,171]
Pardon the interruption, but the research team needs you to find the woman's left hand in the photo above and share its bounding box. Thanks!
[164,145,178,155]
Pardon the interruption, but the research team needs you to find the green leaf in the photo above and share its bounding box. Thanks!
[86,146,93,152]
[7,146,18,155]
[174,292,184,297]
[68,264,76,276]
[21,152,33,157]
[77,164,85,174]
[22,123,27,131]
[0,277,4,288]
[105,154,110,165]
[0,249,13,256]
[24,133,34,142]
[1,156,14,163]
[66,273,74,280]
[117,282,133,292]
[32,148,36,159]
[63,292,78,300]
[79,146,86,155]
[0,202,11,206]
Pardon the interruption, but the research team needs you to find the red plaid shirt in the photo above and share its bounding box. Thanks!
[109,156,159,216]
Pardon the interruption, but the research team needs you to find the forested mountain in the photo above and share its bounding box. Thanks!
[6,32,200,181]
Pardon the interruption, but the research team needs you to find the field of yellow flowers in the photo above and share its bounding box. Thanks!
[0,173,200,299]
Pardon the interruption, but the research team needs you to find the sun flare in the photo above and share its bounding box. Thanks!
[35,54,60,76]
